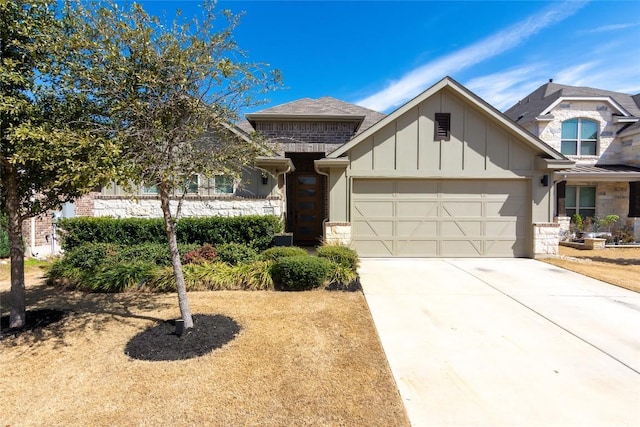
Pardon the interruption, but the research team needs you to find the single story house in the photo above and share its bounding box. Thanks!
[27,77,574,258]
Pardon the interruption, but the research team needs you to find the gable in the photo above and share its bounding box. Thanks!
[335,77,566,178]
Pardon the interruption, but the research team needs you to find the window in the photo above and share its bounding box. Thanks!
[561,118,598,156]
[142,183,159,194]
[566,186,596,218]
[434,113,451,141]
[214,175,234,194]
[180,175,199,194]
[629,182,640,218]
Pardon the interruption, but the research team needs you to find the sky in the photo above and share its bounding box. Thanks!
[141,0,640,116]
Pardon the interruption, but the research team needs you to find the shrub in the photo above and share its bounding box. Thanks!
[271,255,331,291]
[215,243,258,265]
[183,244,218,265]
[0,228,9,258]
[316,245,359,271]
[259,246,308,262]
[87,261,158,293]
[57,215,283,251]
[63,243,120,271]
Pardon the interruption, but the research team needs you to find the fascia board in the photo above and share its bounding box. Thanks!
[541,97,631,116]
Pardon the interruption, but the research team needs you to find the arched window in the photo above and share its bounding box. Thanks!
[561,118,598,156]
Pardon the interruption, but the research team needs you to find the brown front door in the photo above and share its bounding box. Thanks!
[291,173,323,245]
[286,152,326,245]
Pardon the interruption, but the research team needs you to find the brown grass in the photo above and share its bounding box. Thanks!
[542,246,640,293]
[0,261,409,426]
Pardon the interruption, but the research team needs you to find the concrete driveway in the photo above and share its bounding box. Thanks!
[360,258,640,427]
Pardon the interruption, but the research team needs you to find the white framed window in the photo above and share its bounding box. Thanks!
[566,186,596,218]
[561,118,598,156]
[214,175,234,194]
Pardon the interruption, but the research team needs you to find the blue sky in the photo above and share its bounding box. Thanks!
[142,0,640,116]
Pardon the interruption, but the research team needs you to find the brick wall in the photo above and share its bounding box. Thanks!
[255,121,356,155]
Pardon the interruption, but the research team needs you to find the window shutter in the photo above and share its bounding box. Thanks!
[556,181,566,216]
[434,113,451,141]
[629,182,640,217]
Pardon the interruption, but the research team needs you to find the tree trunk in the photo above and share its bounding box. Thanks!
[159,183,193,330]
[4,162,26,329]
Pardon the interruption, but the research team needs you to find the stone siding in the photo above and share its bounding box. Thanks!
[94,196,283,219]
[254,121,356,155]
[537,101,626,164]
[324,222,351,246]
[533,223,560,257]
[621,133,640,166]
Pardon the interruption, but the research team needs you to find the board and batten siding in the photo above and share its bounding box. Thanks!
[348,88,536,177]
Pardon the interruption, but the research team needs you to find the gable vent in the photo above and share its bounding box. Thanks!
[434,113,451,141]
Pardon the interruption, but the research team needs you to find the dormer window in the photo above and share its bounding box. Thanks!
[561,118,598,156]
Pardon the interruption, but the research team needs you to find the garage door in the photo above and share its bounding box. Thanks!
[351,179,530,257]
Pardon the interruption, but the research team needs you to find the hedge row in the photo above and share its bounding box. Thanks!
[57,215,283,251]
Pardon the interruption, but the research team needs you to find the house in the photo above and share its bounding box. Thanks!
[26,77,572,258]
[504,80,640,241]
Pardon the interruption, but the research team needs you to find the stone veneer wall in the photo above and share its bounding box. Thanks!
[324,222,351,246]
[533,223,560,257]
[254,121,356,155]
[621,132,640,166]
[93,196,283,218]
[536,101,624,164]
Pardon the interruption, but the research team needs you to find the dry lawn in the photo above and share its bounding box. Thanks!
[542,246,640,293]
[0,262,409,426]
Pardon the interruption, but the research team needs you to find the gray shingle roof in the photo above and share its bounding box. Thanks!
[504,82,640,126]
[244,97,385,135]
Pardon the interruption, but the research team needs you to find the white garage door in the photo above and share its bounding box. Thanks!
[352,179,530,257]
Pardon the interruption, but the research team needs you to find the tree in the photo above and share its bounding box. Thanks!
[0,1,119,328]
[75,2,281,329]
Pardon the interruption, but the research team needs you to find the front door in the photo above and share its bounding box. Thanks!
[286,153,325,245]
[292,173,323,244]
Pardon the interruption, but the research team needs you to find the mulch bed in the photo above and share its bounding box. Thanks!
[124,314,241,361]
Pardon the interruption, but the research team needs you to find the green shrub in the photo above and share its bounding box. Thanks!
[87,261,158,293]
[0,228,9,258]
[63,243,120,271]
[259,246,308,262]
[271,255,331,291]
[316,245,359,271]
[183,244,218,265]
[57,215,283,251]
[215,243,258,265]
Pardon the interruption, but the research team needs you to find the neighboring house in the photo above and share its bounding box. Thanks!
[504,80,640,241]
[26,76,572,258]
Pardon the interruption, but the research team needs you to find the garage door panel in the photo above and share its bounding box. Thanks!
[352,239,394,256]
[397,220,438,236]
[440,220,482,237]
[353,220,393,236]
[441,240,483,256]
[352,179,530,257]
[442,201,482,217]
[397,201,438,217]
[353,201,394,217]
[396,240,438,256]
[486,199,527,217]
[396,180,438,196]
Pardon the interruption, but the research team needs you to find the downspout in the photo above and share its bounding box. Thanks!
[30,217,36,258]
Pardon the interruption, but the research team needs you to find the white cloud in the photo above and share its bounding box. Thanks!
[582,22,640,33]
[355,1,588,112]
[465,66,544,110]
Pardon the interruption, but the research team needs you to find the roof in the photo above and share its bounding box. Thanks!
[504,82,640,126]
[329,76,569,162]
[556,164,640,181]
[244,97,385,135]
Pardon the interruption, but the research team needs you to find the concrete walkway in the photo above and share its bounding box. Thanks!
[360,258,640,427]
